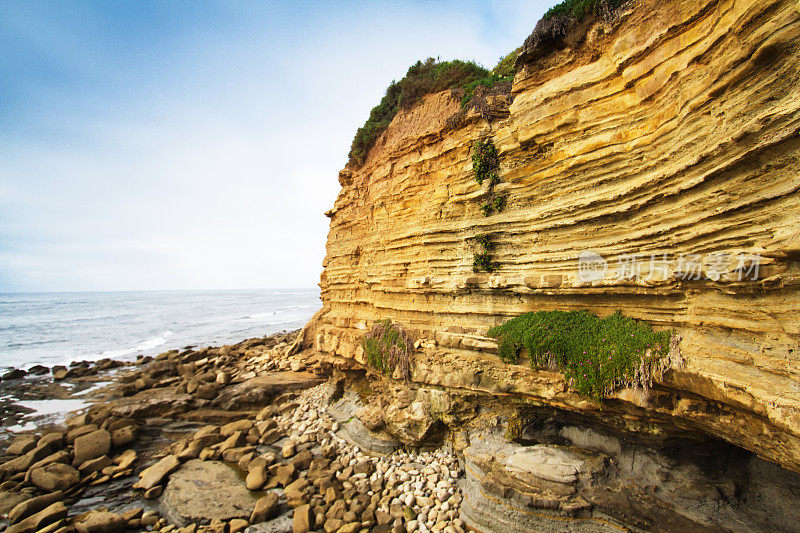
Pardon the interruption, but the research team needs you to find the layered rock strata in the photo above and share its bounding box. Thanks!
[311,0,800,480]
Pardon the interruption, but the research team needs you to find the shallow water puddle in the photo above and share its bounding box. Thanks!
[7,398,88,432]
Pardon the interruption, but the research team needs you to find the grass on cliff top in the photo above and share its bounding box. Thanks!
[362,319,413,380]
[487,310,672,401]
[348,50,521,166]
[348,58,489,165]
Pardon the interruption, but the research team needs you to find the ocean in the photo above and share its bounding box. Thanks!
[0,289,320,371]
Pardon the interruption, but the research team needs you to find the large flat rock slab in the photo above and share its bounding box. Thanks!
[212,372,325,410]
[161,460,256,525]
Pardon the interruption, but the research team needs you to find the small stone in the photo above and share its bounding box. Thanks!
[228,519,248,533]
[144,485,164,499]
[282,440,297,458]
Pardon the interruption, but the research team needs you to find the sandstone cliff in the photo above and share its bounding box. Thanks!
[310,0,800,493]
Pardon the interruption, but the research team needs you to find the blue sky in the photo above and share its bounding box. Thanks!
[0,0,556,292]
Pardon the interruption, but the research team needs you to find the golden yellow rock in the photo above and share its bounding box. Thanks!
[309,0,800,472]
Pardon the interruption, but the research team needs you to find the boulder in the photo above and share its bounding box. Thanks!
[37,432,64,450]
[250,492,280,523]
[2,368,27,381]
[220,419,253,437]
[74,511,126,533]
[78,455,113,475]
[274,464,295,487]
[133,454,180,490]
[284,478,309,506]
[8,492,63,524]
[6,435,37,456]
[27,365,50,375]
[246,457,268,491]
[291,450,314,470]
[212,373,323,411]
[292,504,313,533]
[229,519,248,533]
[1,444,55,474]
[66,424,99,445]
[161,460,256,526]
[30,463,80,492]
[112,449,137,470]
[110,425,137,447]
[73,429,112,466]
[0,491,28,515]
[5,502,67,533]
[25,450,70,476]
[143,486,163,499]
[194,384,220,400]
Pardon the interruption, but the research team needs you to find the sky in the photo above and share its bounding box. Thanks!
[0,0,557,292]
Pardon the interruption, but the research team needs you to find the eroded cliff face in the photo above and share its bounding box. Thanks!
[311,0,800,486]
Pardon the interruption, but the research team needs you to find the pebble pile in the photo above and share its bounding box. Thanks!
[271,384,466,533]
[0,330,469,533]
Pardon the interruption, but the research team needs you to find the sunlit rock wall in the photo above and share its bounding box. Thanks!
[312,0,800,471]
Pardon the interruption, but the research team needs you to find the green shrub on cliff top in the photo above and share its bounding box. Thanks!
[349,58,489,165]
[460,47,521,109]
[542,0,626,21]
[488,310,674,401]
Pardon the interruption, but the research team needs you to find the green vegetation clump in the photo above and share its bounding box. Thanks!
[361,319,413,379]
[472,139,500,185]
[487,310,674,401]
[460,48,521,109]
[542,0,626,21]
[349,58,490,165]
[475,233,493,250]
[472,138,506,217]
[472,251,497,273]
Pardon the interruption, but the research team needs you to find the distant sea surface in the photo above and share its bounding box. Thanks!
[0,289,320,370]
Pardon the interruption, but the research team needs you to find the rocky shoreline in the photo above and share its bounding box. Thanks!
[4,326,800,533]
[0,331,467,533]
